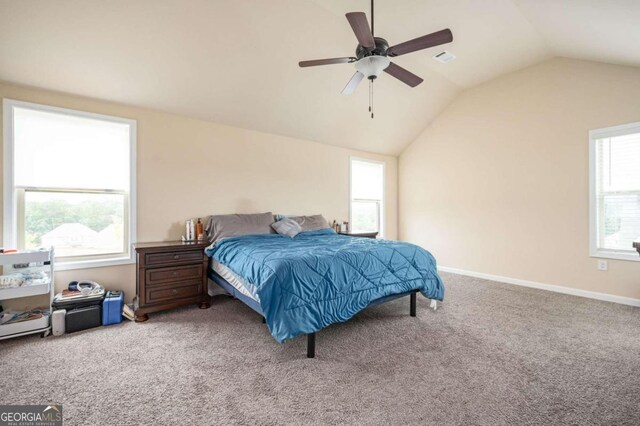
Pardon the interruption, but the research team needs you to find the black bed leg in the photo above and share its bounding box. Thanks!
[307,332,316,358]
[262,316,266,324]
[410,292,417,317]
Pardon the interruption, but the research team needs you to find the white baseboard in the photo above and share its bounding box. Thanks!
[438,266,640,308]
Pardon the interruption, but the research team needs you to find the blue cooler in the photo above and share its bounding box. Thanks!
[102,291,124,325]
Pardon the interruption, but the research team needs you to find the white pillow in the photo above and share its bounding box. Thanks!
[272,218,303,237]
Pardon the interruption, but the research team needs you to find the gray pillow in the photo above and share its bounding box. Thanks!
[271,218,303,237]
[205,212,275,243]
[288,215,330,232]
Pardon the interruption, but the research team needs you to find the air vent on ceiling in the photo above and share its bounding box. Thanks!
[433,51,456,64]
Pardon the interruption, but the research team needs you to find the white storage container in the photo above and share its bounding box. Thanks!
[0,248,54,339]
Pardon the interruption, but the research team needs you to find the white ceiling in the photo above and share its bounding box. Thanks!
[0,0,638,155]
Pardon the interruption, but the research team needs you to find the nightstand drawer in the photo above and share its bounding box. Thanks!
[146,281,202,304]
[146,264,203,286]
[145,250,203,266]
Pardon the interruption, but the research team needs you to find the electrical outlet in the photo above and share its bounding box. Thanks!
[597,259,608,271]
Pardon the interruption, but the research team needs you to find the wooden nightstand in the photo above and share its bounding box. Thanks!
[134,241,211,322]
[338,231,378,239]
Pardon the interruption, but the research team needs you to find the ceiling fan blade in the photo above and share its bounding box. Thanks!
[341,71,364,95]
[388,29,453,57]
[384,62,423,87]
[345,12,375,49]
[299,57,356,67]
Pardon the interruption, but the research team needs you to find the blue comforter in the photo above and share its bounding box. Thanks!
[205,229,444,343]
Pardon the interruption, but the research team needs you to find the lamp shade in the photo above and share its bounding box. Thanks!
[355,56,390,79]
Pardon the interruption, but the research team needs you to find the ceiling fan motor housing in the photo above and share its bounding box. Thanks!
[355,37,391,80]
[356,37,390,58]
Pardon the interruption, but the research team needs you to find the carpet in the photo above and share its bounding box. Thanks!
[1,272,639,425]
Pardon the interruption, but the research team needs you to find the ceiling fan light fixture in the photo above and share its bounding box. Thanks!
[355,55,390,80]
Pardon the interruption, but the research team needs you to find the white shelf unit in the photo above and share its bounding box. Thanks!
[0,248,54,340]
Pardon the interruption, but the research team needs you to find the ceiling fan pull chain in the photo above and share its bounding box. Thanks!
[368,79,372,118]
[371,80,374,119]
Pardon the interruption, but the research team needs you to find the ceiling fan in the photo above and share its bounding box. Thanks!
[299,0,453,118]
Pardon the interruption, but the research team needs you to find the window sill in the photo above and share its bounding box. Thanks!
[54,256,135,271]
[590,250,640,262]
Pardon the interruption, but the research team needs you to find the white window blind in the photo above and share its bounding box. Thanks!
[590,123,640,261]
[350,158,384,236]
[13,107,130,190]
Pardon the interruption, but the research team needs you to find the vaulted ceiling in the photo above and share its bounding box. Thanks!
[0,0,638,155]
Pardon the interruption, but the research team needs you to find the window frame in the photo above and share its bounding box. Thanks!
[349,156,385,238]
[588,122,640,262]
[3,98,137,270]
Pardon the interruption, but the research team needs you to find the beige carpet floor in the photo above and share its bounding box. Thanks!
[1,272,639,425]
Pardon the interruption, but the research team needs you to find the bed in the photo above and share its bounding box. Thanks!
[204,213,444,358]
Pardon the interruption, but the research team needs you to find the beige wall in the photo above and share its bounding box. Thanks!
[6,56,638,308]
[0,82,398,303]
[400,58,640,300]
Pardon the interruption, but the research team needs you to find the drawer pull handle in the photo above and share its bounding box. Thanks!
[172,289,178,294]
[172,272,178,276]
[173,255,180,259]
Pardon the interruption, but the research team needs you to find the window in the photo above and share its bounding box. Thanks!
[589,122,640,261]
[350,158,384,237]
[3,99,136,270]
